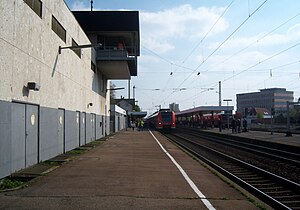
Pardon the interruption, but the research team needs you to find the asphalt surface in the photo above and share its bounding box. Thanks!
[0,130,269,210]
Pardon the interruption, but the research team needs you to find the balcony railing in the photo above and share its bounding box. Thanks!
[97,46,136,61]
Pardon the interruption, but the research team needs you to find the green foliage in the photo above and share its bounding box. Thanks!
[67,148,87,155]
[256,112,264,119]
[0,178,23,190]
[133,105,141,112]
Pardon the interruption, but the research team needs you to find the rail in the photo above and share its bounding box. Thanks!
[163,131,300,209]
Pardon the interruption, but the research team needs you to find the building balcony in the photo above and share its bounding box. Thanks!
[73,11,140,80]
[96,47,137,80]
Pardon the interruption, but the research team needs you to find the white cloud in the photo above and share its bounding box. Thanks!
[70,1,90,11]
[140,4,229,53]
[209,23,300,50]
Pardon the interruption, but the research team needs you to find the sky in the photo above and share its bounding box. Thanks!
[65,0,300,115]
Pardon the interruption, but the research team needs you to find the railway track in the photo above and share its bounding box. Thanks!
[164,131,300,209]
[178,128,300,169]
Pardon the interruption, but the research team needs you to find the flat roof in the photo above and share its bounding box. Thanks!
[73,11,139,32]
[176,106,234,116]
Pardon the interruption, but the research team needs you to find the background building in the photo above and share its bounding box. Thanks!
[0,0,139,179]
[110,105,127,133]
[237,88,294,116]
[169,103,180,112]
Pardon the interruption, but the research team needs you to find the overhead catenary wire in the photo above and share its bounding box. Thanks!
[157,0,235,102]
[142,1,236,110]
[218,12,300,65]
[222,42,300,82]
[160,0,269,105]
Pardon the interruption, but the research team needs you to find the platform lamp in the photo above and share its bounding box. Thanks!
[223,99,232,129]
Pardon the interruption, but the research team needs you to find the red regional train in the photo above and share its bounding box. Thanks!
[176,112,230,128]
[147,109,176,130]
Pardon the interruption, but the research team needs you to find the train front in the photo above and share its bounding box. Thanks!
[158,110,176,130]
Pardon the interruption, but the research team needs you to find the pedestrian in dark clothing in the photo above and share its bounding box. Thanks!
[231,118,236,133]
[237,119,241,133]
[243,118,248,132]
[218,117,222,132]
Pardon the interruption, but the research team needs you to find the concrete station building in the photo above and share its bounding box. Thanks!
[0,0,139,179]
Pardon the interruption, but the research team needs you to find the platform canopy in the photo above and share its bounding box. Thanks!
[128,111,147,118]
[176,106,234,116]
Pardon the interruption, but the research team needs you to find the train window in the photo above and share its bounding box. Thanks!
[161,112,172,122]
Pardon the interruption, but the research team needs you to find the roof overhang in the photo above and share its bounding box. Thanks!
[176,106,234,116]
[97,60,131,79]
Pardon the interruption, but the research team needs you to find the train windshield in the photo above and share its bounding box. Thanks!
[161,112,172,122]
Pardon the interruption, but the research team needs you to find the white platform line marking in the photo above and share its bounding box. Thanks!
[149,130,216,210]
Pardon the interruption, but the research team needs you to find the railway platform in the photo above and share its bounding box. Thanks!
[0,130,268,210]
[201,127,300,148]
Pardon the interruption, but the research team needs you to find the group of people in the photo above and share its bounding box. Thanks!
[231,118,248,133]
[130,119,144,131]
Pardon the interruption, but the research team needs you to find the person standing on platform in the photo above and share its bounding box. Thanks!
[237,119,241,133]
[243,118,248,132]
[218,117,222,132]
[231,118,236,133]
[131,121,135,131]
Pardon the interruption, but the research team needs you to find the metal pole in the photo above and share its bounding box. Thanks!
[227,101,229,129]
[219,81,221,106]
[270,113,273,135]
[128,80,130,99]
[133,85,135,99]
[286,101,292,136]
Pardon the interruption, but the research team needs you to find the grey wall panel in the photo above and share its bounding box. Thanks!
[106,116,110,136]
[85,113,91,143]
[39,107,59,161]
[11,103,26,173]
[76,111,80,147]
[0,101,12,179]
[80,112,86,146]
[96,114,102,139]
[25,104,39,167]
[58,109,65,154]
[65,111,78,152]
[91,114,96,142]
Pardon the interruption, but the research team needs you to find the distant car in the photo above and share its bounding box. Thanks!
[147,109,176,131]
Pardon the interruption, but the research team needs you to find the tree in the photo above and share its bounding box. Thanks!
[133,105,141,112]
[110,83,116,100]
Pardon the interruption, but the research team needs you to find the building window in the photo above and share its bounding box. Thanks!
[72,39,81,58]
[91,61,96,72]
[24,0,42,18]
[51,16,66,42]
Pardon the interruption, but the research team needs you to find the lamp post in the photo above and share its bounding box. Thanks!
[223,99,232,129]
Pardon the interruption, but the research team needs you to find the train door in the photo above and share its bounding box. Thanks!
[58,109,65,153]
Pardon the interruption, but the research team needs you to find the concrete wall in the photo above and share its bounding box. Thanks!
[0,0,110,179]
